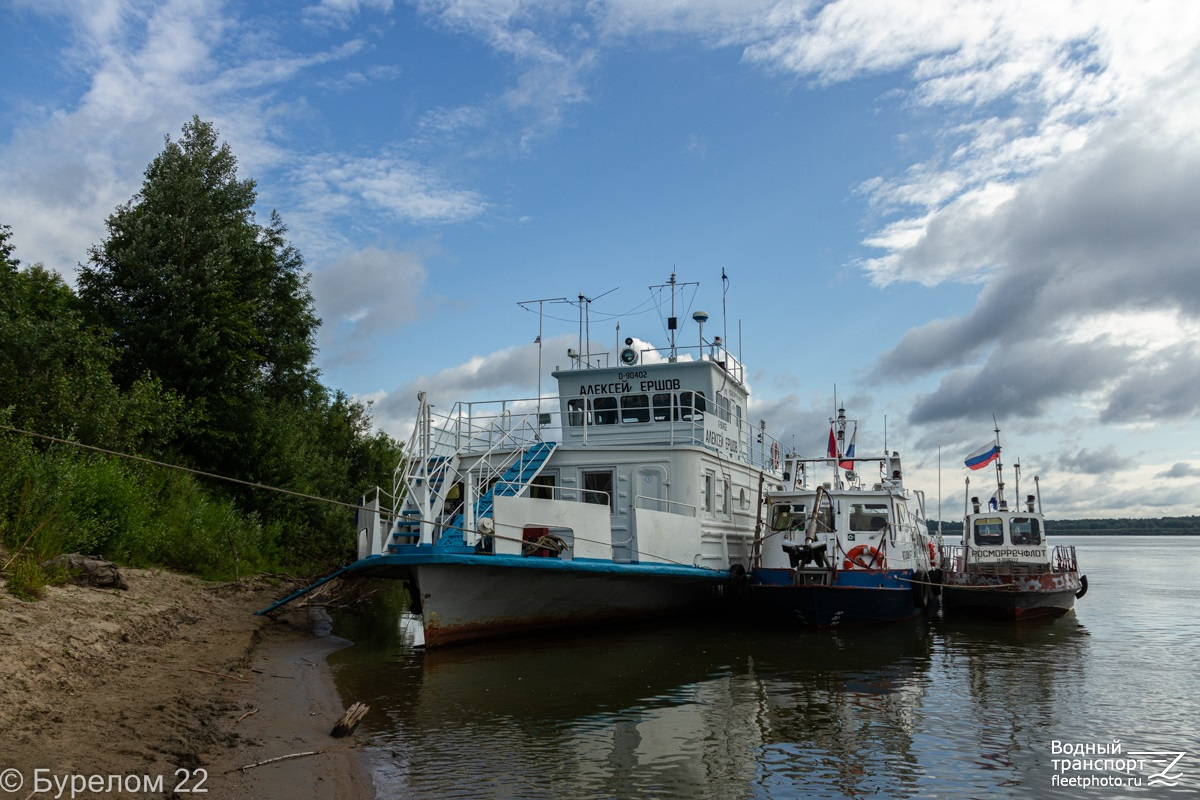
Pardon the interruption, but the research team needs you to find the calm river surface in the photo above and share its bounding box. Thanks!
[328,537,1200,798]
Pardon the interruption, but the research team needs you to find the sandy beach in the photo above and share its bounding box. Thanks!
[0,565,374,799]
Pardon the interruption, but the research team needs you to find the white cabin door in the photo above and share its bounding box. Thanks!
[635,465,666,512]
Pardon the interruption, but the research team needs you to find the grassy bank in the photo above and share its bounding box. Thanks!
[0,430,288,598]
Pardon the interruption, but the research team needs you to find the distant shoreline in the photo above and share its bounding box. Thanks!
[930,517,1200,537]
[932,529,1200,536]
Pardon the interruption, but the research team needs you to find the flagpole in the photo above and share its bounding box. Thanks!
[538,309,544,420]
[938,446,943,548]
[991,414,1004,510]
[518,296,569,428]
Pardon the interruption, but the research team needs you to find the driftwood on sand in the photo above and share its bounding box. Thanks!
[331,702,369,738]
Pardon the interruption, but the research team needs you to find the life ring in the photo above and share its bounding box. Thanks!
[770,442,780,471]
[843,544,885,571]
[928,541,937,566]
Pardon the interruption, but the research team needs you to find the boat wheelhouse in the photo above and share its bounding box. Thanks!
[265,278,787,647]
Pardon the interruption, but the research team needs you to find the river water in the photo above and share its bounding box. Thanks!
[328,537,1200,799]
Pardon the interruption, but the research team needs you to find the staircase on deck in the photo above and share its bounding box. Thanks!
[391,440,558,551]
[439,440,557,546]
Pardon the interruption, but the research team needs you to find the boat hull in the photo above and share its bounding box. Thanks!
[417,564,718,647]
[940,571,1082,620]
[748,568,932,627]
[347,552,726,648]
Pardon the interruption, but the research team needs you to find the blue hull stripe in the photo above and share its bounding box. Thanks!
[347,551,727,580]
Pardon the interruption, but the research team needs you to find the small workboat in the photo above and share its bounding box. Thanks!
[940,428,1087,619]
[748,408,940,627]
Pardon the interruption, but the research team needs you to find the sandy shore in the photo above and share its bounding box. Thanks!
[0,566,374,799]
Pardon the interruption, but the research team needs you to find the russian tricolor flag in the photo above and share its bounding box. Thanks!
[839,425,857,470]
[964,441,1000,471]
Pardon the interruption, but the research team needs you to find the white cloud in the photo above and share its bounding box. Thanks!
[291,152,489,225]
[596,0,779,44]
[311,245,430,352]
[1157,462,1200,480]
[0,2,377,274]
[371,333,570,435]
[304,0,394,29]
[0,1,484,278]
[413,0,598,150]
[729,0,1196,429]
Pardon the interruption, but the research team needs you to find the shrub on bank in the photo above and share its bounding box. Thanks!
[0,430,285,587]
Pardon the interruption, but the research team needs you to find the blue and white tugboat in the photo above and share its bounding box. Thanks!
[263,276,787,647]
[940,428,1087,619]
[748,409,939,627]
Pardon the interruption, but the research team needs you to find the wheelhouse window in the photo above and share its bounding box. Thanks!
[715,393,731,422]
[567,398,590,427]
[850,503,890,532]
[593,396,618,425]
[772,502,834,533]
[652,393,673,422]
[1010,517,1042,545]
[973,517,1004,546]
[679,391,707,421]
[621,394,650,423]
[771,504,802,531]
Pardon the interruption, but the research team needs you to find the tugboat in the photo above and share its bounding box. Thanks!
[940,426,1088,619]
[748,408,940,627]
[259,275,788,647]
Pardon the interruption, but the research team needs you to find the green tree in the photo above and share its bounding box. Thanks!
[0,224,184,454]
[76,119,400,565]
[79,117,319,474]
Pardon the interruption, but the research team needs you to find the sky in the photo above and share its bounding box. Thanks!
[2,0,1199,520]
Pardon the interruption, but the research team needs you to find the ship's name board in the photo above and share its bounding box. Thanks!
[704,417,741,456]
[578,377,682,395]
[970,547,1047,561]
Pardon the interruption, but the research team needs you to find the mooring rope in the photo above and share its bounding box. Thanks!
[0,423,385,514]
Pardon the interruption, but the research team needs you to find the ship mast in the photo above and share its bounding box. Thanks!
[651,273,698,361]
[991,415,1005,511]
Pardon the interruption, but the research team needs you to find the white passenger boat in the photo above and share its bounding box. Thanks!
[262,276,787,647]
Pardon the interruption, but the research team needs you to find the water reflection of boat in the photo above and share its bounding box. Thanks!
[749,409,939,627]
[263,276,788,648]
[941,429,1088,620]
[929,613,1091,792]
[345,615,936,800]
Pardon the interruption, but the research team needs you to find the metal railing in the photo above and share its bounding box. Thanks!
[1052,544,1078,573]
[632,494,698,517]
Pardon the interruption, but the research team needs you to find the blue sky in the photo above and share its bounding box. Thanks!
[2,0,1199,520]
